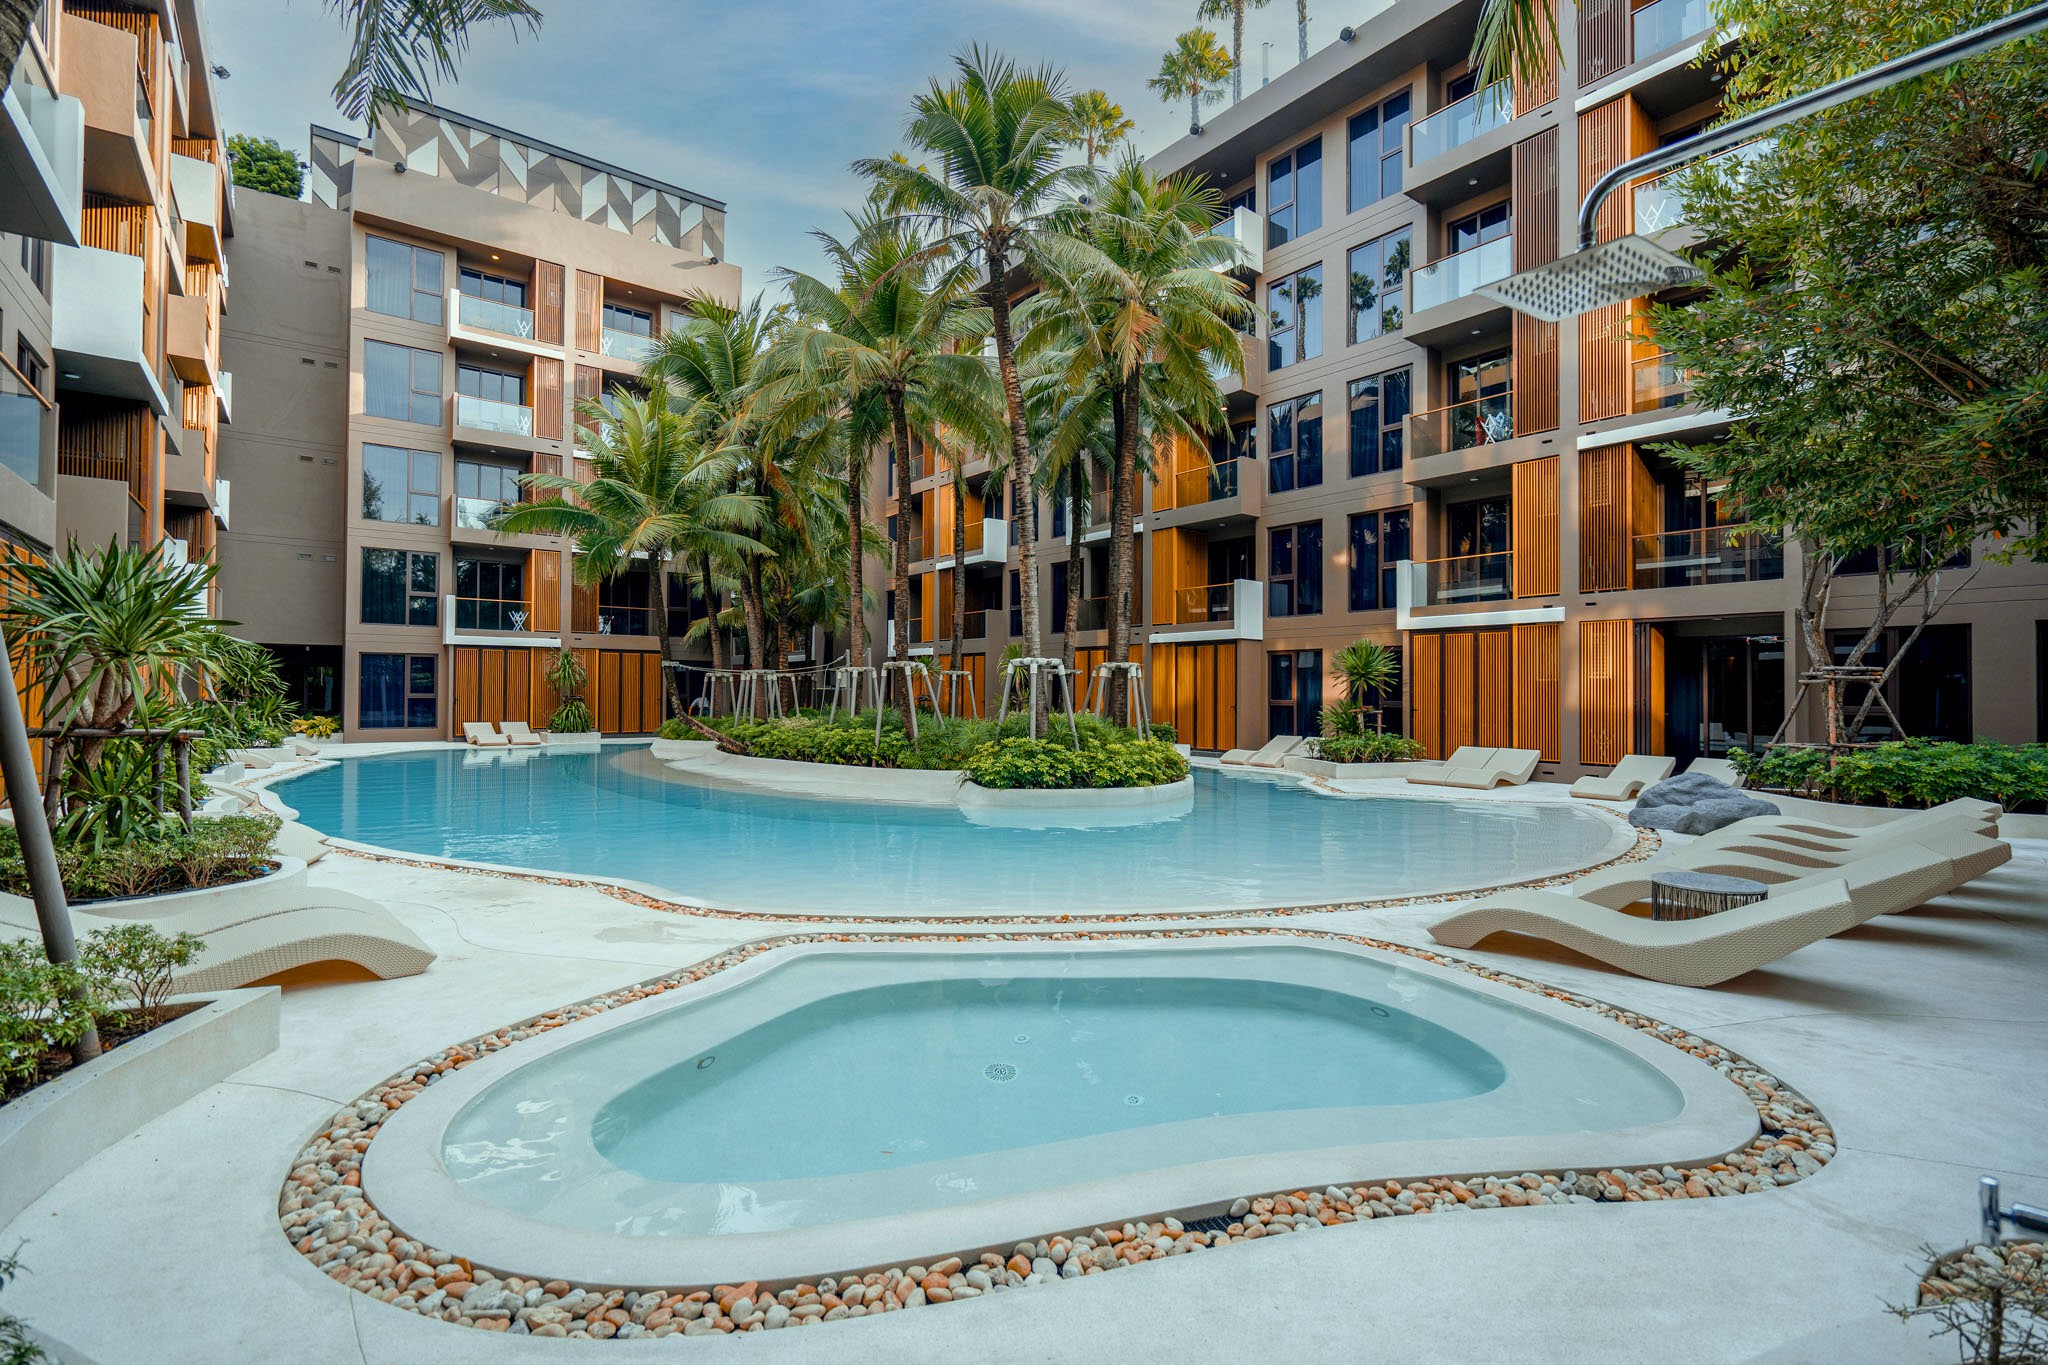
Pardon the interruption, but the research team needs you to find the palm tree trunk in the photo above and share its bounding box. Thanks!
[1232,3,1245,102]
[1107,375,1141,725]
[698,556,726,676]
[1189,88,1200,131]
[888,393,916,731]
[985,247,1045,731]
[1297,0,1309,63]
[1064,461,1084,678]
[949,472,966,684]
[655,564,737,749]
[740,558,769,720]
[845,453,866,668]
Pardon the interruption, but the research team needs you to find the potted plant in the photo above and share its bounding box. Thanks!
[542,649,599,742]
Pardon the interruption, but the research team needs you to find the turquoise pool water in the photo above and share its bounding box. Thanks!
[279,745,1619,914]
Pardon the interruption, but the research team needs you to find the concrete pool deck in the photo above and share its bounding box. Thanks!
[4,778,2043,1362]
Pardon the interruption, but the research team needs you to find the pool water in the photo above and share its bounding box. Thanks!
[280,745,1619,914]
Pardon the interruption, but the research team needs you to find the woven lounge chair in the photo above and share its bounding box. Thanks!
[1568,840,1976,920]
[1690,807,1997,863]
[1575,830,2010,911]
[1739,797,2002,845]
[1570,754,1677,801]
[1425,878,1855,987]
[461,722,509,747]
[497,720,546,747]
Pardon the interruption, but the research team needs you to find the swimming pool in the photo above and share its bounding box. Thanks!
[363,940,1753,1284]
[278,745,1626,915]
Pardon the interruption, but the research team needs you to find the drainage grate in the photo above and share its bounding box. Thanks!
[1124,1094,1144,1106]
[1182,1212,1236,1234]
[984,1063,1018,1083]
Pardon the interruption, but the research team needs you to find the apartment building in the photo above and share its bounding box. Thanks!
[1,0,231,594]
[217,105,739,739]
[878,0,2048,771]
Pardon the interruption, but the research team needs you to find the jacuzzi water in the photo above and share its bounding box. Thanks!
[428,946,1688,1236]
[280,745,1620,913]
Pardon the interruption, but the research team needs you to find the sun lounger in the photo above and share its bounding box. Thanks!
[1689,806,1997,862]
[1218,748,1254,764]
[497,720,546,747]
[1736,797,2002,844]
[462,722,510,747]
[1410,747,1541,789]
[1426,878,1856,987]
[1570,754,1677,801]
[1401,746,1493,785]
[226,747,278,769]
[1684,757,1741,785]
[1241,735,1307,768]
[1569,839,1979,918]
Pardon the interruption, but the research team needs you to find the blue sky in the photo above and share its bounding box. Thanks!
[203,0,1340,290]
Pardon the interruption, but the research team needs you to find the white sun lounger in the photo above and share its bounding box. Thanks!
[1410,747,1541,789]
[1570,754,1677,801]
[497,720,546,747]
[1568,838,1987,918]
[1401,746,1493,785]
[1426,878,1856,987]
[1733,797,2002,845]
[1240,735,1307,768]
[226,747,278,769]
[1684,757,1741,785]
[1690,805,1998,861]
[461,722,510,747]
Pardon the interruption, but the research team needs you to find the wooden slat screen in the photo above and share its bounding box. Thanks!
[1512,623,1561,761]
[573,271,602,351]
[532,357,563,441]
[1577,0,1629,87]
[1578,98,1656,421]
[449,647,556,733]
[1443,632,1477,753]
[1511,455,1560,597]
[532,552,562,633]
[1148,641,1236,751]
[57,394,154,504]
[81,194,149,256]
[534,261,564,345]
[1512,0,1561,112]
[1580,618,1635,765]
[1638,622,1667,755]
[573,365,603,431]
[1410,632,1443,759]
[1476,630,1513,748]
[1511,129,1561,435]
[1578,444,1631,592]
[571,581,597,634]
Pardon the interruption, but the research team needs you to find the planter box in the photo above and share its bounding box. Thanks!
[0,987,278,1228]
[958,775,1195,828]
[543,731,602,745]
[1283,756,1437,779]
[649,737,719,762]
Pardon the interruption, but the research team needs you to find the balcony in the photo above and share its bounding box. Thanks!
[51,245,170,415]
[1632,0,1714,62]
[1,69,85,243]
[1631,525,1783,590]
[1633,139,1774,238]
[443,592,559,647]
[1632,351,1693,413]
[457,292,537,341]
[1409,235,1515,314]
[931,517,1009,569]
[1207,330,1260,398]
[1408,83,1512,168]
[1417,551,1514,605]
[1409,392,1515,461]
[931,609,990,644]
[455,393,534,438]
[0,355,52,490]
[599,327,656,364]
[166,292,213,385]
[1206,206,1263,276]
[1153,457,1263,531]
[1148,578,1263,642]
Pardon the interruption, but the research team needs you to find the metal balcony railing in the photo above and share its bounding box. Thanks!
[1418,551,1515,604]
[1630,525,1783,589]
[453,596,535,632]
[1409,234,1514,312]
[1633,139,1775,235]
[1408,83,1512,166]
[1410,391,1515,459]
[933,610,989,643]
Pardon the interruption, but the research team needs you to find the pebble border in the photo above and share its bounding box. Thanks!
[280,924,1834,1341]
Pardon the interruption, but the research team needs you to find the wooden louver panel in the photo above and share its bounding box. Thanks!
[1512,0,1561,112]
[1578,444,1632,592]
[573,271,602,351]
[1577,0,1630,87]
[532,357,563,441]
[1476,630,1514,748]
[534,262,565,345]
[1512,623,1560,762]
[1511,129,1561,435]
[1511,456,1560,597]
[1579,618,1635,765]
[1409,633,1443,760]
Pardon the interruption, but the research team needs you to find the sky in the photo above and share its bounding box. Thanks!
[202,0,1344,291]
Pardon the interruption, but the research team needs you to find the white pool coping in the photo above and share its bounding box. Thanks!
[362,936,1757,1286]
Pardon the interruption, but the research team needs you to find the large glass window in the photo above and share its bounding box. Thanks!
[454,557,526,630]
[458,267,527,307]
[1447,201,1512,254]
[361,548,438,626]
[361,443,440,524]
[602,301,654,337]
[1268,649,1325,738]
[1346,229,1411,343]
[1267,391,1323,494]
[1347,508,1412,611]
[1267,264,1324,372]
[1346,91,1412,211]
[1828,624,1973,742]
[1347,367,1411,477]
[1265,136,1323,248]
[365,235,445,323]
[363,340,442,424]
[456,364,525,405]
[1268,521,1324,618]
[598,572,652,636]
[455,459,523,508]
[359,653,437,729]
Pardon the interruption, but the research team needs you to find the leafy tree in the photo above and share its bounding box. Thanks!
[328,0,542,122]
[226,134,304,199]
[1149,29,1235,133]
[1196,0,1275,104]
[1650,0,2048,743]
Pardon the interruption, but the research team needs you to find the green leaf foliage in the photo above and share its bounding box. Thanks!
[0,815,277,903]
[226,134,304,199]
[1732,740,2048,809]
[1314,731,1426,764]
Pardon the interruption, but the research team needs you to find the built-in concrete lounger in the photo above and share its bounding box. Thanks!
[1410,747,1541,789]
[1569,839,1990,918]
[497,720,546,747]
[0,858,433,992]
[1684,757,1741,785]
[461,722,509,747]
[1400,746,1493,785]
[1240,735,1308,768]
[226,747,280,769]
[1570,754,1676,801]
[1426,878,1855,987]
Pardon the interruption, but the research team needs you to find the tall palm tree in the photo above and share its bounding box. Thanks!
[1023,155,1256,720]
[329,0,544,121]
[1149,30,1235,134]
[1195,0,1275,103]
[1294,0,1311,64]
[855,47,1093,684]
[1473,0,1558,86]
[775,211,999,723]
[1060,90,1136,167]
[1020,362,1111,677]
[493,393,763,744]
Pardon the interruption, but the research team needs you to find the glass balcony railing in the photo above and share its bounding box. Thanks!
[1205,206,1263,275]
[600,327,655,363]
[1633,138,1775,235]
[1632,350,1694,412]
[0,358,51,488]
[455,393,533,436]
[1408,234,1514,313]
[1169,458,1243,508]
[1419,551,1515,604]
[1072,597,1108,632]
[458,293,536,339]
[1632,0,1714,60]
[454,596,533,632]
[1408,83,1512,166]
[453,495,510,530]
[1169,583,1238,626]
[1631,525,1783,589]
[1410,391,1515,459]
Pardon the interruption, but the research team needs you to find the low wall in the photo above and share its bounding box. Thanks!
[1283,756,1437,779]
[957,776,1195,827]
[0,987,279,1230]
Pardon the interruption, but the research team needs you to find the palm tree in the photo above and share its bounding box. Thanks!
[1060,90,1136,168]
[774,211,999,724]
[1294,0,1311,64]
[1019,364,1110,677]
[1473,0,1558,87]
[1149,30,1235,134]
[855,47,1093,686]
[493,393,764,744]
[1023,155,1256,720]
[1195,0,1275,103]
[1335,638,1399,731]
[330,0,544,121]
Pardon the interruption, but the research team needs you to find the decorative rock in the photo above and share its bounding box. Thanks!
[1629,772,1779,832]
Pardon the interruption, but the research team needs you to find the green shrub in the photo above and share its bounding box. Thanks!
[963,736,1188,790]
[1,1243,48,1362]
[291,715,339,739]
[80,925,202,1027]
[1316,731,1426,764]
[0,941,101,1090]
[1733,740,2048,809]
[547,700,595,734]
[1148,722,1178,745]
[0,815,278,903]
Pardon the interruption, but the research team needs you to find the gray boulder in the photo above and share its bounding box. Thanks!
[1629,771,1780,833]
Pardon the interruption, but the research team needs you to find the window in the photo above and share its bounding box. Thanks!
[1838,540,1971,576]
[1445,70,1481,103]
[361,548,438,626]
[602,301,653,337]
[1268,392,1323,494]
[363,341,442,424]
[1265,136,1322,248]
[1009,569,1022,637]
[1828,624,1972,742]
[1268,649,1325,738]
[1051,560,1069,632]
[456,364,525,406]
[1346,229,1411,344]
[361,444,440,524]
[1348,508,1412,611]
[365,236,444,323]
[1447,201,1512,255]
[458,267,526,307]
[360,653,437,729]
[1268,521,1324,618]
[455,459,523,509]
[454,557,526,630]
[20,234,49,296]
[1348,367,1411,477]
[598,572,652,636]
[15,342,46,395]
[1266,264,1324,371]
[1346,90,1412,211]
[1221,186,1256,215]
